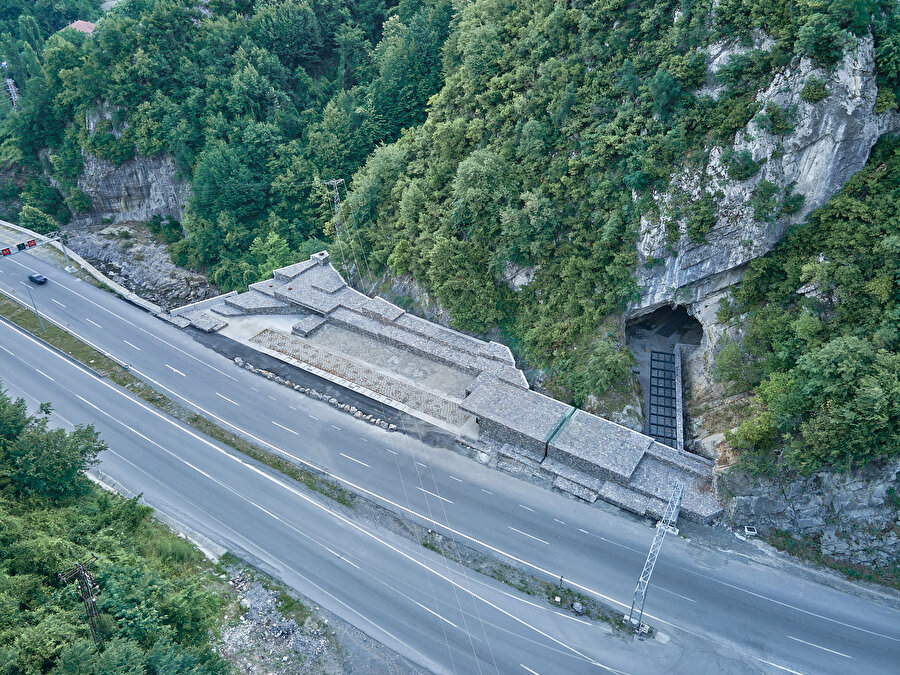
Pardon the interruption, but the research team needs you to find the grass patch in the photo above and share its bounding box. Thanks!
[0,293,355,508]
[769,530,900,590]
[421,531,629,633]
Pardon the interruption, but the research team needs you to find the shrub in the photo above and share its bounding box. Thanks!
[796,14,851,66]
[751,180,780,222]
[755,102,796,135]
[801,77,830,103]
[713,339,757,394]
[723,149,761,180]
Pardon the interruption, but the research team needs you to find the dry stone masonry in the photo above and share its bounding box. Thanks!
[172,252,721,523]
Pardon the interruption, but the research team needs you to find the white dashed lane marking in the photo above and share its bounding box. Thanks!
[164,364,186,376]
[123,340,141,350]
[215,392,239,406]
[51,298,66,308]
[519,504,534,513]
[508,527,550,546]
[86,318,102,328]
[417,487,452,504]
[787,636,853,659]
[449,475,463,483]
[340,452,370,468]
[272,420,298,436]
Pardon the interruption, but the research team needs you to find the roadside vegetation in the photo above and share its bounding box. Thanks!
[0,386,231,674]
[713,137,900,475]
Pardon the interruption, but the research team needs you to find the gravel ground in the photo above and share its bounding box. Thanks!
[63,221,218,308]
[219,564,425,674]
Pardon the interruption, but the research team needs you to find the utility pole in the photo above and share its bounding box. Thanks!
[59,555,102,644]
[323,178,345,235]
[628,482,684,632]
[24,284,45,332]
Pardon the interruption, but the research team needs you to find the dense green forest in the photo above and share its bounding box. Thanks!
[714,137,900,474]
[0,0,453,276]
[0,386,229,674]
[1,1,899,471]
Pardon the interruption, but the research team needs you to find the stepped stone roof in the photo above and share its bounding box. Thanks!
[190,251,723,523]
[460,377,572,442]
[548,410,649,481]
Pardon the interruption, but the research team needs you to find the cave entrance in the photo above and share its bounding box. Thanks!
[626,306,703,449]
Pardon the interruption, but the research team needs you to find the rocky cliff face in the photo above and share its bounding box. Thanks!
[65,222,217,309]
[721,459,900,568]
[632,34,899,322]
[625,34,900,562]
[69,152,189,229]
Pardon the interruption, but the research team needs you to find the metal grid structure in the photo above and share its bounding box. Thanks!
[628,482,684,629]
[59,555,102,644]
[4,78,18,108]
[648,350,677,448]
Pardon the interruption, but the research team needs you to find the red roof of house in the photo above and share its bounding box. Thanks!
[66,20,95,35]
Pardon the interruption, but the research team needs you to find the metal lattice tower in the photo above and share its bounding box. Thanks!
[5,78,18,109]
[59,555,102,644]
[323,178,345,235]
[628,482,684,630]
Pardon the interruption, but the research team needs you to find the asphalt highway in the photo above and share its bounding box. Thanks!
[1,249,898,674]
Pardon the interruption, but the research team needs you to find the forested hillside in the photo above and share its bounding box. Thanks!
[1,0,899,472]
[0,0,452,282]
[340,0,900,405]
[715,137,900,473]
[0,387,229,674]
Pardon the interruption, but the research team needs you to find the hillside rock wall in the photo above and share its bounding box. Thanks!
[632,34,899,321]
[69,152,189,228]
[720,459,900,568]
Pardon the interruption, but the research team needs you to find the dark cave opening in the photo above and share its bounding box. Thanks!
[626,305,704,448]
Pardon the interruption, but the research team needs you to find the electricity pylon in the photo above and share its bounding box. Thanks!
[628,482,684,631]
[59,555,102,644]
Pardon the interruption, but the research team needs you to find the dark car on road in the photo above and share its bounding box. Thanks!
[27,272,47,284]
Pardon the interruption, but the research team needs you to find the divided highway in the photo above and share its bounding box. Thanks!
[1,250,898,674]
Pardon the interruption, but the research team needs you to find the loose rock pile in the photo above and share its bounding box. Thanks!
[219,570,330,673]
[234,357,398,431]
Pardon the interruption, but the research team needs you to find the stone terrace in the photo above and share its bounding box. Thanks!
[174,251,722,523]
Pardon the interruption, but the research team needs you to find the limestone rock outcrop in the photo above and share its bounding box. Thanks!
[721,458,900,568]
[70,152,189,228]
[632,35,900,320]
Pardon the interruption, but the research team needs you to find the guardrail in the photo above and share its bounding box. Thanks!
[0,219,164,315]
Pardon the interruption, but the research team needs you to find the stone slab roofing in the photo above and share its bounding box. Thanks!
[180,251,723,523]
[292,314,326,337]
[225,289,294,314]
[361,296,405,322]
[460,378,572,443]
[548,410,649,481]
[274,258,317,281]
